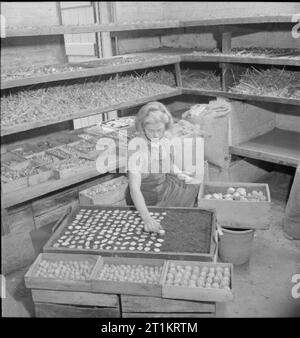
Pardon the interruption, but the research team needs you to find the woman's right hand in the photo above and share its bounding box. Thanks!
[143,216,162,233]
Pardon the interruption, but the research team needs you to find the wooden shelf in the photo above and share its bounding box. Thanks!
[181,88,300,106]
[1,55,180,90]
[182,53,300,67]
[3,15,294,38]
[230,128,300,167]
[134,48,300,67]
[1,89,182,136]
[1,157,127,209]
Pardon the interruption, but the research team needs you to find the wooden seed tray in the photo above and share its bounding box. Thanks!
[43,205,217,262]
[198,181,271,229]
[90,256,167,297]
[24,252,100,292]
[79,176,128,206]
[162,260,234,303]
[1,152,27,167]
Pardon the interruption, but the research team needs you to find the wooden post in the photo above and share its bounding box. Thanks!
[220,28,234,92]
[1,208,10,236]
[175,63,183,87]
[55,2,68,64]
[97,2,113,58]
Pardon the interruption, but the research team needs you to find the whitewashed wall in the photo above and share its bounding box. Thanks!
[1,2,66,68]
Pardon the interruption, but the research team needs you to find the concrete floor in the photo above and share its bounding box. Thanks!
[2,171,300,317]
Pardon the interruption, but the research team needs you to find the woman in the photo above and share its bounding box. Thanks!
[126,101,201,233]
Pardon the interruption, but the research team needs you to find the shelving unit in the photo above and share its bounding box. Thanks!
[1,54,181,90]
[1,15,299,210]
[230,128,300,167]
[1,90,181,136]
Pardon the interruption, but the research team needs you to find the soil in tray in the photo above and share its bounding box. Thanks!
[160,209,212,254]
[49,207,212,255]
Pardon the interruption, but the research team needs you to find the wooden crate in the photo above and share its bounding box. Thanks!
[90,256,167,297]
[7,143,39,157]
[55,144,94,161]
[24,252,100,292]
[32,291,120,318]
[25,151,61,164]
[66,140,102,160]
[161,260,234,303]
[79,176,128,206]
[55,161,98,180]
[27,165,59,187]
[121,295,216,318]
[198,181,271,229]
[1,152,27,167]
[1,172,29,193]
[43,205,217,262]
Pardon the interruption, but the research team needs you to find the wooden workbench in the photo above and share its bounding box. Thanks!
[31,289,226,318]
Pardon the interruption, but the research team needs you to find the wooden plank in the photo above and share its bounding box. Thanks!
[182,54,300,67]
[4,20,181,37]
[121,295,215,313]
[181,88,300,106]
[4,16,293,37]
[34,202,78,229]
[230,128,300,167]
[1,90,182,136]
[6,204,35,234]
[34,302,120,318]
[181,15,294,27]
[1,56,179,89]
[1,209,10,235]
[65,42,96,56]
[32,289,119,307]
[1,156,127,209]
[32,188,78,217]
[221,29,233,92]
[174,62,182,87]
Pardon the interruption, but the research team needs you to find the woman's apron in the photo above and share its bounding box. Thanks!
[126,140,200,207]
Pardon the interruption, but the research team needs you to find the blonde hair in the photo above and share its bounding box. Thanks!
[135,101,173,135]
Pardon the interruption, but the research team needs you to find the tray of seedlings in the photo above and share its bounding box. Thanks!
[44,205,217,262]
